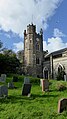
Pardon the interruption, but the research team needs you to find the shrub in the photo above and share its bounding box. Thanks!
[13,76,18,82]
[56,82,67,91]
[56,71,65,81]
[18,75,24,82]
[0,82,5,86]
[29,76,40,84]
[6,77,13,83]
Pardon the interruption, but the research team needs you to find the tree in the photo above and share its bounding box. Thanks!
[0,47,23,74]
[3,48,16,57]
[17,50,24,63]
[0,43,23,74]
[0,53,21,74]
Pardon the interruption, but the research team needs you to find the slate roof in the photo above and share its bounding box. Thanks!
[44,47,67,58]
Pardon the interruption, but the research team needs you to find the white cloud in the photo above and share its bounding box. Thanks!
[54,28,66,37]
[43,28,67,53]
[13,41,24,52]
[0,0,62,35]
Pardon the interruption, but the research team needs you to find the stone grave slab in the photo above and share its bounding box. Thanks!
[41,79,49,92]
[44,79,49,91]
[22,84,31,96]
[64,75,67,82]
[0,85,8,97]
[58,98,67,113]
[8,81,14,89]
[0,74,6,82]
[40,79,42,87]
[24,77,30,84]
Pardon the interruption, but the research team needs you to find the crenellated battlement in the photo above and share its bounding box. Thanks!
[27,23,36,34]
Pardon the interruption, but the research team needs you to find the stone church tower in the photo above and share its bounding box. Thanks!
[24,23,43,77]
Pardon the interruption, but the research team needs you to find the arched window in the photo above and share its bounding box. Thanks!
[36,43,40,50]
[58,65,62,73]
[57,65,66,80]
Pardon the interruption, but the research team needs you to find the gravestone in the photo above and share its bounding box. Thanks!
[0,85,8,97]
[22,77,31,96]
[41,79,49,92]
[44,79,49,91]
[22,84,31,96]
[64,75,67,82]
[0,74,6,82]
[8,81,14,89]
[24,77,30,84]
[58,98,67,113]
[40,79,42,87]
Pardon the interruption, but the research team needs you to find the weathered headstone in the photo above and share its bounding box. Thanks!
[8,81,14,89]
[64,75,67,82]
[40,79,42,87]
[0,85,8,97]
[22,84,31,96]
[24,77,30,84]
[44,79,49,91]
[41,79,49,92]
[22,77,31,96]
[58,98,67,113]
[0,74,6,82]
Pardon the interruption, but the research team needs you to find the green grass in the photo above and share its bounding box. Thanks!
[0,76,67,119]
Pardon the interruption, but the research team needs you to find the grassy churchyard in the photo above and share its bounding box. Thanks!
[0,75,67,119]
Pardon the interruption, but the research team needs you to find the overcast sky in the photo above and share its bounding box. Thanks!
[0,0,67,53]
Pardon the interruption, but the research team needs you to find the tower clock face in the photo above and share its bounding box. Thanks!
[36,38,39,42]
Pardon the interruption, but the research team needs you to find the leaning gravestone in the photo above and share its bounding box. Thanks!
[58,98,67,113]
[0,85,8,97]
[22,77,31,96]
[0,74,6,83]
